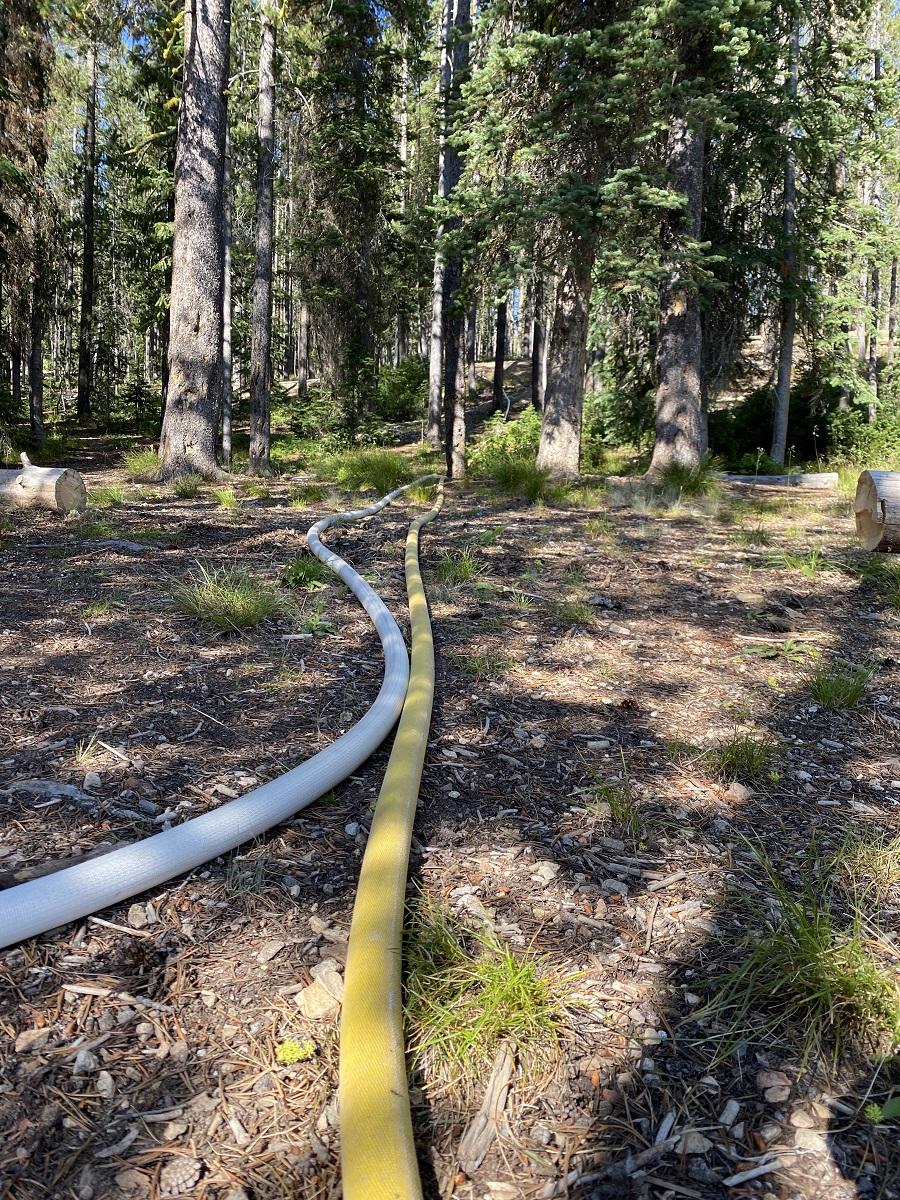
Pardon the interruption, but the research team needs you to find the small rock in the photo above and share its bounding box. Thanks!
[764,1085,791,1103]
[127,903,148,930]
[719,1099,741,1127]
[15,1026,50,1053]
[114,1169,149,1195]
[758,1120,782,1143]
[169,1039,189,1064]
[789,1109,816,1129]
[73,1049,99,1076]
[296,979,341,1021]
[83,771,102,791]
[531,860,560,884]
[795,770,813,782]
[257,939,286,965]
[96,1070,115,1100]
[756,1068,791,1090]
[794,1127,828,1153]
[161,1120,188,1141]
[602,878,629,896]
[726,781,754,802]
[677,1130,713,1155]
[223,1188,250,1200]
[587,739,612,750]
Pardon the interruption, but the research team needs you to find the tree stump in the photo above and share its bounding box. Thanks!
[0,453,86,514]
[854,470,900,551]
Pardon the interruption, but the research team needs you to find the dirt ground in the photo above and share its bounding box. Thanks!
[1,445,899,1200]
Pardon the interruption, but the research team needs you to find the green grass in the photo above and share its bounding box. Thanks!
[741,638,821,665]
[549,599,594,626]
[833,833,900,903]
[585,781,643,848]
[729,524,771,546]
[323,449,412,493]
[172,473,204,499]
[449,651,513,679]
[657,459,723,497]
[768,548,835,577]
[809,662,872,709]
[491,458,552,502]
[212,486,238,509]
[475,526,505,547]
[121,448,159,481]
[436,547,483,586]
[405,898,568,1084]
[705,731,777,780]
[81,600,113,618]
[508,589,533,611]
[74,734,101,763]
[172,566,280,631]
[223,852,270,899]
[281,553,328,590]
[242,481,272,501]
[90,484,125,508]
[584,516,614,539]
[698,849,900,1064]
[77,518,116,540]
[289,483,329,507]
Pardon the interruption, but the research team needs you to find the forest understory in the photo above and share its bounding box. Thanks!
[1,418,899,1200]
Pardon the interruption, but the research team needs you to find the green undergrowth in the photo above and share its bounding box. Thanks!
[316,448,413,493]
[281,553,328,590]
[172,566,280,631]
[121,447,159,481]
[704,731,778,781]
[405,898,569,1085]
[808,662,872,709]
[697,846,900,1065]
[436,546,483,585]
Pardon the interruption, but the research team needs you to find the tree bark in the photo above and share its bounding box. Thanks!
[249,14,276,476]
[221,123,233,466]
[887,257,897,365]
[426,0,455,450]
[0,456,86,512]
[466,300,477,395]
[159,0,230,480]
[297,299,309,399]
[536,240,594,478]
[76,42,97,421]
[29,288,44,442]
[443,254,465,480]
[648,112,706,477]
[531,275,545,411]
[492,300,506,412]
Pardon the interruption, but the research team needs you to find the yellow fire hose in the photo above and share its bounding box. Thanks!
[339,482,444,1200]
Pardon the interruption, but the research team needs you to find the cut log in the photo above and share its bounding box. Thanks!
[854,470,900,552]
[0,453,86,513]
[721,472,838,490]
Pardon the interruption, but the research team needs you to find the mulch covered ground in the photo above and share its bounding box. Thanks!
[1,449,898,1200]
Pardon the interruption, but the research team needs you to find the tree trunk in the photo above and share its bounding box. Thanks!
[531,275,545,411]
[11,341,21,416]
[443,255,465,480]
[865,8,882,422]
[248,14,276,476]
[29,291,44,442]
[426,0,455,450]
[648,112,706,477]
[855,470,900,551]
[536,240,594,478]
[492,300,507,412]
[466,300,477,395]
[159,0,230,480]
[76,42,97,422]
[297,299,309,400]
[887,257,897,365]
[221,123,233,466]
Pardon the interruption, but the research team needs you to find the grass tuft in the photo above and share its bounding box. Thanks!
[808,662,872,709]
[657,459,723,497]
[90,484,125,508]
[699,849,900,1063]
[705,731,777,781]
[768,548,835,577]
[436,547,483,586]
[172,473,204,499]
[324,449,412,494]
[448,651,512,679]
[289,483,328,507]
[405,898,568,1084]
[121,448,159,482]
[212,486,238,509]
[833,832,900,903]
[491,458,552,502]
[172,566,280,630]
[549,599,593,626]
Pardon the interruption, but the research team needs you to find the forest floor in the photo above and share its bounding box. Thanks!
[1,412,899,1200]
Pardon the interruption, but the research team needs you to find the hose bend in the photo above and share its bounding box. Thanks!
[0,476,440,950]
[339,482,444,1200]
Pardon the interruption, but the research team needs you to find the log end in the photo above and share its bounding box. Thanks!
[56,469,87,514]
[854,469,900,552]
